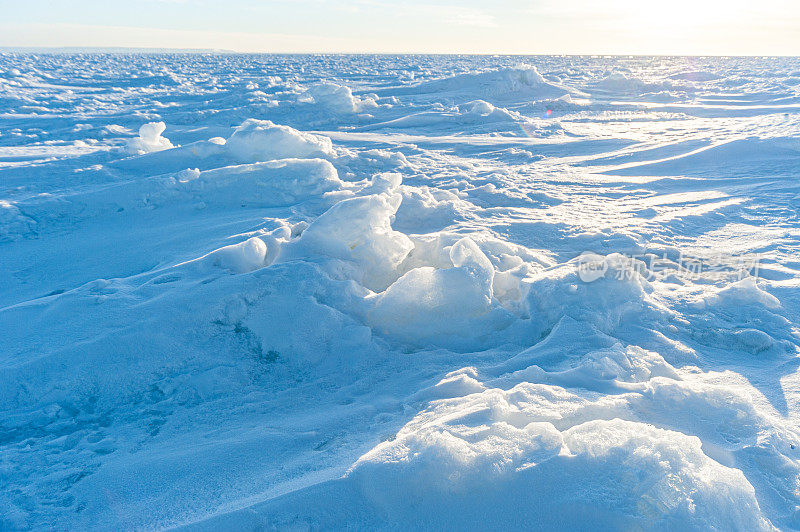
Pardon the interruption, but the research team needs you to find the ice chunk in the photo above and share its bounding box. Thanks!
[225,119,334,163]
[306,82,378,114]
[321,390,773,530]
[192,158,343,207]
[368,237,503,346]
[287,193,413,291]
[126,121,174,155]
[449,236,493,275]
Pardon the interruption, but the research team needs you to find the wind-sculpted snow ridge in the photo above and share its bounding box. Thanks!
[1,54,800,531]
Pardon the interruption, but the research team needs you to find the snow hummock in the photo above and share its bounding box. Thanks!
[333,408,773,530]
[187,158,344,207]
[225,118,335,162]
[204,236,268,274]
[126,121,174,155]
[368,237,506,348]
[287,190,413,291]
[392,64,582,103]
[305,82,378,114]
[708,276,782,310]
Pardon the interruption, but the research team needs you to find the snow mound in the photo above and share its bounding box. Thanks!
[506,342,681,392]
[175,158,344,208]
[391,65,578,103]
[708,277,781,310]
[286,192,414,292]
[345,412,771,529]
[305,82,378,114]
[356,103,520,133]
[204,236,268,274]
[368,237,511,347]
[115,119,339,173]
[112,138,227,175]
[126,121,174,155]
[462,99,496,115]
[124,158,343,210]
[225,119,335,162]
[689,277,791,355]
[457,99,519,122]
[339,361,791,531]
[524,253,656,335]
[529,93,591,113]
[256,379,777,530]
[591,72,677,96]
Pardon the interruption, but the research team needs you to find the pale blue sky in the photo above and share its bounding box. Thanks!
[1,0,799,55]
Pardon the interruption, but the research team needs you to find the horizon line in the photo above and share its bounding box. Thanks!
[2,46,800,59]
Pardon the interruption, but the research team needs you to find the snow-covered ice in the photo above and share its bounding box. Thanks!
[1,53,800,530]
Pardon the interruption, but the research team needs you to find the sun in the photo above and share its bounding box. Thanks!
[596,0,754,54]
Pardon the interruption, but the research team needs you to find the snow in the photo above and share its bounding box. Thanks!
[203,236,268,274]
[126,121,174,155]
[1,53,800,531]
[391,65,579,103]
[332,413,773,530]
[368,237,505,349]
[185,157,344,207]
[305,82,378,114]
[225,118,335,162]
[0,199,36,241]
[287,190,413,291]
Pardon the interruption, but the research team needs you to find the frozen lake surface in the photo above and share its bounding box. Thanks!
[1,53,800,530]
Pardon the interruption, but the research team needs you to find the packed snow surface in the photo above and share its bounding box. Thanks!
[1,54,800,530]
